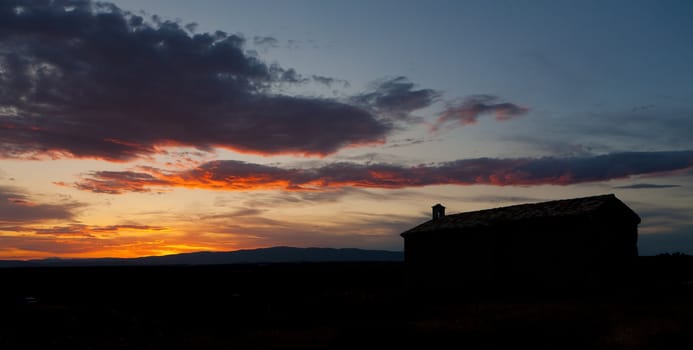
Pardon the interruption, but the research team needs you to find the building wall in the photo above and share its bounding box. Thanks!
[404,216,638,282]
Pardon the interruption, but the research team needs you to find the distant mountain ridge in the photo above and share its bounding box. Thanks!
[0,247,403,267]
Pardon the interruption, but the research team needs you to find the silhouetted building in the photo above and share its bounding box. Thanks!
[401,194,640,283]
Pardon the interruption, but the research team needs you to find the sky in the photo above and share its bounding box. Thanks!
[1,0,693,259]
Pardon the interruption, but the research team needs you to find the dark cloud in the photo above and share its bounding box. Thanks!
[0,0,391,161]
[73,150,693,193]
[384,137,438,149]
[32,224,93,236]
[433,95,529,131]
[353,77,439,123]
[0,185,82,223]
[73,171,170,194]
[271,66,308,84]
[311,75,350,88]
[252,35,279,48]
[184,22,198,33]
[613,183,682,189]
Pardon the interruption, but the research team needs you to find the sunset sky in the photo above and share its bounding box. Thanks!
[1,0,693,259]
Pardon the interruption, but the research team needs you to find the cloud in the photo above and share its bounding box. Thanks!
[89,224,167,232]
[508,135,606,157]
[73,150,693,193]
[238,187,421,210]
[201,208,265,219]
[0,1,391,161]
[613,183,682,189]
[193,210,412,251]
[461,195,548,204]
[73,170,174,194]
[433,95,529,131]
[635,205,692,233]
[630,204,693,255]
[0,185,82,223]
[638,228,693,255]
[311,75,350,88]
[23,224,166,236]
[631,104,655,112]
[353,77,439,123]
[541,106,693,152]
[0,224,184,259]
[384,137,438,149]
[252,35,279,48]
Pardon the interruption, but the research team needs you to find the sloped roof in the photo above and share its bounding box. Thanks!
[401,194,640,237]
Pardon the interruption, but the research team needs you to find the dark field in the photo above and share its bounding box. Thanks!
[2,258,693,349]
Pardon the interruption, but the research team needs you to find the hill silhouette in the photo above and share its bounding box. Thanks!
[0,246,403,267]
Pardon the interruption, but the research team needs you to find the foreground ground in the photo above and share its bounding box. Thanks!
[1,259,693,349]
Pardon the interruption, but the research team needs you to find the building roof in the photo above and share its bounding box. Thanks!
[400,194,640,237]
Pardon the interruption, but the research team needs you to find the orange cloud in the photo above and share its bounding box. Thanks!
[72,151,693,194]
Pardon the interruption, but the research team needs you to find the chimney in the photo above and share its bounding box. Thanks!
[432,203,445,220]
